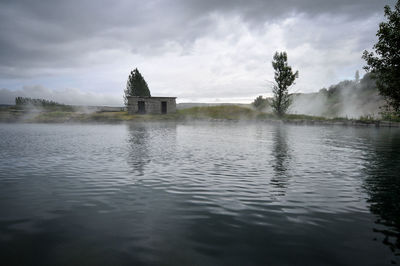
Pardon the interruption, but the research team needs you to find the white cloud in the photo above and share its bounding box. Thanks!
[0,86,122,106]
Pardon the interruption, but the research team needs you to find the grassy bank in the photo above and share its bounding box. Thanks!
[1,105,399,127]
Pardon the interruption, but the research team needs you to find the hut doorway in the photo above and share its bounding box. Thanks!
[138,101,146,114]
[161,101,167,114]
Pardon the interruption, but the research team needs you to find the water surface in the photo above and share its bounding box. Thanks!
[0,122,399,265]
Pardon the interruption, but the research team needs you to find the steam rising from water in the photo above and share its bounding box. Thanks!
[0,86,122,106]
[289,73,383,118]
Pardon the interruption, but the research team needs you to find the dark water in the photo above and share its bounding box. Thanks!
[0,122,399,265]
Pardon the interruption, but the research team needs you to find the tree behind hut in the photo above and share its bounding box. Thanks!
[124,68,151,105]
[271,52,299,116]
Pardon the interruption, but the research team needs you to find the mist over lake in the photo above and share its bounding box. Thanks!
[0,122,399,265]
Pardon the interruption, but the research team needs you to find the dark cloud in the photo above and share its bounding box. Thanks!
[179,0,394,22]
[0,0,214,77]
[0,0,395,78]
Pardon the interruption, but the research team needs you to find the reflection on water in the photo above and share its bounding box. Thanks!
[363,130,400,261]
[0,123,399,265]
[127,124,151,176]
[127,123,177,178]
[271,125,291,195]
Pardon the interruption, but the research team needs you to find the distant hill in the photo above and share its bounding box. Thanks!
[289,73,383,118]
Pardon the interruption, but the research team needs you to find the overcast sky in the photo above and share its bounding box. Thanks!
[0,0,396,105]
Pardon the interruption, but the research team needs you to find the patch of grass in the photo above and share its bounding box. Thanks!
[358,114,378,122]
[177,105,259,120]
[31,111,75,122]
[282,113,328,121]
[86,111,180,122]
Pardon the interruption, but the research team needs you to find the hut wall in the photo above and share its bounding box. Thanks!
[127,97,176,114]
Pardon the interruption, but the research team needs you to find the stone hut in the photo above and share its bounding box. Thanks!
[127,96,177,115]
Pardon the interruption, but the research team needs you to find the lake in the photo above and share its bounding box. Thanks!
[0,122,399,265]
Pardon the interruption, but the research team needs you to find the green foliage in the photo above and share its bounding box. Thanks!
[16,96,58,106]
[14,97,74,111]
[362,1,400,114]
[252,96,268,110]
[124,68,151,105]
[271,52,299,116]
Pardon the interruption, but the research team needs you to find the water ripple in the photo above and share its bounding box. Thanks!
[0,122,399,265]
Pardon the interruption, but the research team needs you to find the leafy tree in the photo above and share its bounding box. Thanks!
[271,51,299,116]
[124,68,151,105]
[362,1,400,114]
[252,95,268,110]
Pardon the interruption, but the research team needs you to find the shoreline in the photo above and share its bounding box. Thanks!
[1,106,399,128]
[1,116,400,128]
